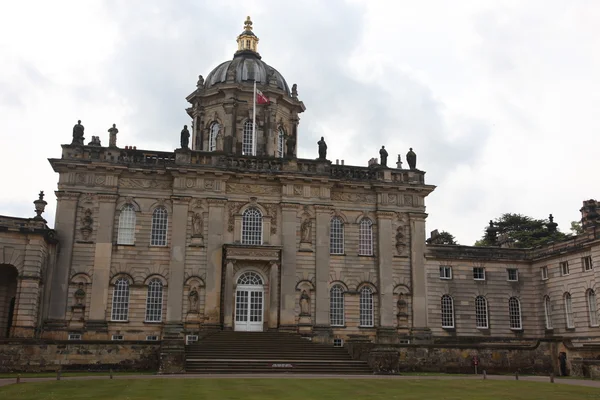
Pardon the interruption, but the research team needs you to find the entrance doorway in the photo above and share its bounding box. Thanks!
[0,265,18,338]
[235,271,264,332]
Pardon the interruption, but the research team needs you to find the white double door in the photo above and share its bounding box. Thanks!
[234,284,264,331]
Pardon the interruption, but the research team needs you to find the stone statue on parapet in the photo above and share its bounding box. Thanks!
[108,124,119,148]
[180,125,190,149]
[317,136,327,160]
[291,83,298,98]
[197,75,204,88]
[379,146,388,167]
[406,147,416,170]
[72,120,85,145]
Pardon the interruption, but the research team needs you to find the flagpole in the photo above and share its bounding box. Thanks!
[252,78,257,156]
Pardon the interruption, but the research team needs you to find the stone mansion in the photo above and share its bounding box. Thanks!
[0,17,599,375]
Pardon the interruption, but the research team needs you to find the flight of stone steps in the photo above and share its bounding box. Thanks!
[185,331,373,374]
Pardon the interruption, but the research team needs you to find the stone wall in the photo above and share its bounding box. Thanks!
[0,340,159,372]
[346,340,557,375]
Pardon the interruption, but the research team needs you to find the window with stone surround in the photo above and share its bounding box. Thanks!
[330,217,344,255]
[241,207,263,245]
[330,285,345,326]
[583,256,593,272]
[560,261,569,276]
[150,206,168,246]
[441,295,454,328]
[111,278,130,322]
[544,296,553,329]
[209,122,220,151]
[587,289,598,327]
[507,268,519,282]
[541,266,549,280]
[509,297,522,330]
[242,120,254,155]
[475,296,488,329]
[358,218,373,256]
[439,266,452,280]
[277,127,285,158]
[473,267,485,281]
[145,279,163,322]
[359,286,374,327]
[117,204,136,245]
[564,292,574,328]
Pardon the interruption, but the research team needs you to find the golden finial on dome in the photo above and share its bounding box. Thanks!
[237,16,259,53]
[244,16,253,31]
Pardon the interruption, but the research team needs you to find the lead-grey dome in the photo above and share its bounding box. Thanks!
[204,51,291,96]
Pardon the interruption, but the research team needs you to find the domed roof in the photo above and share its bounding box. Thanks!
[204,52,291,96]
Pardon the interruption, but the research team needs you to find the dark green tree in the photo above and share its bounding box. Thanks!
[427,230,458,245]
[570,220,583,235]
[474,213,571,248]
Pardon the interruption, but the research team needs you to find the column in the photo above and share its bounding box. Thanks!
[314,205,331,327]
[279,203,299,327]
[88,194,118,323]
[47,191,79,323]
[376,211,395,328]
[269,262,279,329]
[410,212,428,329]
[204,199,226,328]
[223,260,234,329]
[165,197,191,325]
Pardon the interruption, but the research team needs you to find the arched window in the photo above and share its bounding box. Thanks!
[330,285,345,326]
[587,290,598,327]
[241,207,263,245]
[330,217,344,255]
[150,206,168,246]
[441,295,454,328]
[544,296,553,329]
[111,278,130,321]
[145,279,163,322]
[358,218,373,256]
[509,297,522,329]
[242,120,254,155]
[209,122,220,151]
[238,271,263,286]
[277,127,285,158]
[117,204,136,245]
[564,292,574,328]
[359,286,374,327]
[475,296,488,329]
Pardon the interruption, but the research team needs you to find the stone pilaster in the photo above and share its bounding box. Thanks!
[47,191,79,324]
[165,197,191,327]
[280,203,298,327]
[409,212,429,331]
[269,262,279,329]
[204,198,226,328]
[223,260,234,329]
[88,194,118,326]
[376,211,395,328]
[314,205,331,328]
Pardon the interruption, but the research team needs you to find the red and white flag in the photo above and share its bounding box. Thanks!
[256,89,269,104]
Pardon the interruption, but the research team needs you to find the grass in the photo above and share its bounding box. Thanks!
[0,371,155,379]
[1,378,599,400]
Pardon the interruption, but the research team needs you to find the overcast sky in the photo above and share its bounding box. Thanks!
[1,0,598,245]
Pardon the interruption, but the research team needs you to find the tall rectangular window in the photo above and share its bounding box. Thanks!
[358,219,373,256]
[475,296,489,329]
[441,295,454,328]
[242,121,254,155]
[583,256,593,272]
[117,204,136,245]
[150,207,168,246]
[359,287,374,327]
[509,297,522,330]
[541,266,549,280]
[145,279,164,322]
[329,285,345,326]
[560,261,569,276]
[329,217,344,255]
[111,278,130,322]
[564,293,574,328]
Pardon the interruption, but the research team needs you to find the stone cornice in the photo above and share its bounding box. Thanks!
[55,191,80,201]
[96,193,119,202]
[313,204,332,212]
[280,202,301,211]
[171,196,192,205]
[207,198,227,206]
[376,211,396,219]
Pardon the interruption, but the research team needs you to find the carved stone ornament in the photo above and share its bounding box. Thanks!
[80,208,93,241]
[188,287,199,312]
[120,178,172,190]
[227,201,246,232]
[331,192,376,203]
[300,217,312,244]
[192,212,204,238]
[300,290,310,316]
[395,225,406,255]
[227,183,279,195]
[74,283,86,306]
[263,203,278,234]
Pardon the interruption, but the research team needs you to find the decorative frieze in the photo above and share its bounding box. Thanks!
[331,191,376,203]
[226,183,280,195]
[120,178,172,190]
[227,201,246,232]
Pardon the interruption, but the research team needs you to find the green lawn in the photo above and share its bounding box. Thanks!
[1,379,599,400]
[0,371,155,379]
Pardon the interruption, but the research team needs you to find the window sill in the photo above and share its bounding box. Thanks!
[566,326,576,331]
[144,321,163,324]
[440,277,452,280]
[109,320,129,323]
[358,254,375,257]
[330,254,346,257]
[507,280,519,283]
[476,327,489,331]
[149,245,169,248]
[589,324,599,328]
[473,279,486,282]
[331,325,346,328]
[115,243,136,247]
[359,325,376,329]
[442,327,455,331]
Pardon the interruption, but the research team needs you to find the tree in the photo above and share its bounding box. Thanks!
[427,230,458,245]
[570,220,583,235]
[474,213,571,248]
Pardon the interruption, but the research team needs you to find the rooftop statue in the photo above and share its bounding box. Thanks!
[108,124,119,148]
[379,146,388,167]
[72,120,85,146]
[317,136,327,160]
[181,125,190,149]
[406,148,417,170]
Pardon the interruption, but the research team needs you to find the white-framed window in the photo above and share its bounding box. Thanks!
[359,286,374,327]
[329,217,344,255]
[439,266,452,280]
[145,278,163,322]
[111,278,130,322]
[583,256,593,272]
[587,289,598,327]
[507,268,519,282]
[509,297,522,330]
[186,335,199,345]
[475,296,488,329]
[441,294,454,328]
[241,207,263,245]
[329,285,345,326]
[150,206,168,246]
[333,338,344,347]
[146,335,159,341]
[238,271,263,285]
[473,267,486,281]
[117,204,136,245]
[544,296,553,330]
[277,127,285,158]
[564,292,574,328]
[111,334,124,341]
[358,218,373,256]
[541,266,549,280]
[242,120,254,155]
[560,261,569,276]
[209,122,220,151]
[68,333,82,340]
